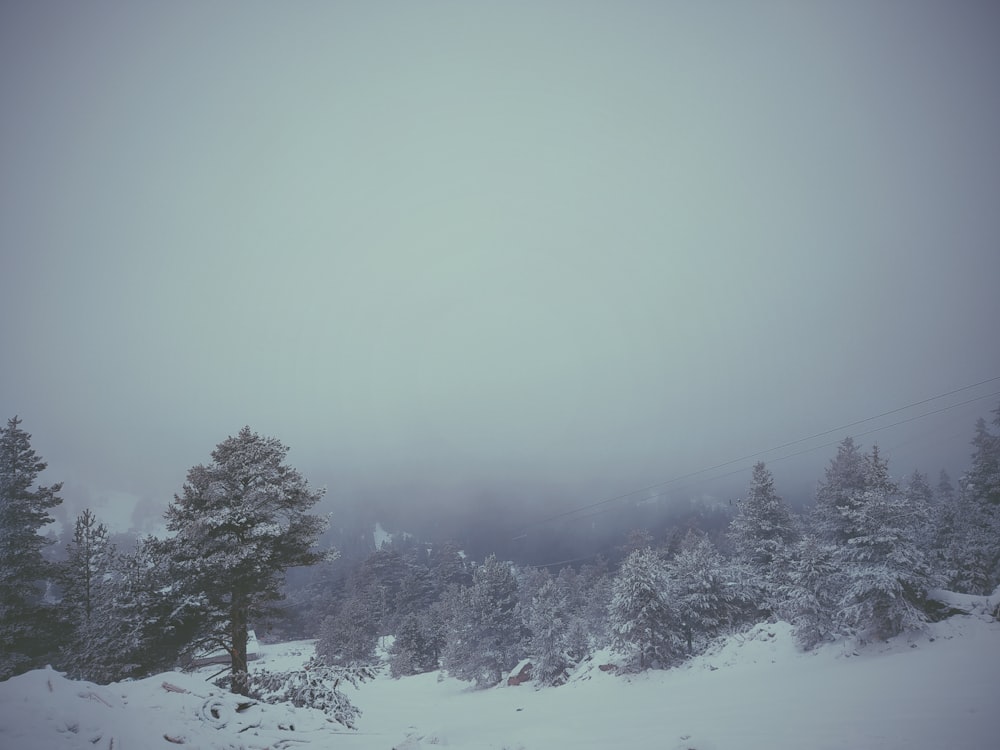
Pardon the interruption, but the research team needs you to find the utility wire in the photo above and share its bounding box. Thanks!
[556,388,1000,529]
[512,376,1000,539]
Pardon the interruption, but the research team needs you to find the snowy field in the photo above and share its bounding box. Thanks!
[2,604,998,750]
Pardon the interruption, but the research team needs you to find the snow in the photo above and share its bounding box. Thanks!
[373,521,391,549]
[2,613,998,750]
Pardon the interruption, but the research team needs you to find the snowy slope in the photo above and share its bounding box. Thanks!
[2,614,997,750]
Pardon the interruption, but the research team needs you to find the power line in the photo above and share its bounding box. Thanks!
[512,376,1000,538]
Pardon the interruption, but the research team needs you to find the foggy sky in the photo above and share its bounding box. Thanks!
[2,2,999,538]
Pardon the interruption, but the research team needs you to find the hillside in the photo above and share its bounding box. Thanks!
[1,605,997,750]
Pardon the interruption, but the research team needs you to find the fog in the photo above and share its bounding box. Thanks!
[2,2,999,551]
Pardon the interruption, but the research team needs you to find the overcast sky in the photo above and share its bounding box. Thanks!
[2,1,999,537]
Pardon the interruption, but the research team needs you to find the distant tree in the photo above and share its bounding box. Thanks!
[165,427,328,695]
[441,555,523,687]
[936,469,955,504]
[966,408,1000,506]
[316,567,383,666]
[395,556,437,620]
[0,416,63,678]
[903,470,936,550]
[608,547,672,670]
[388,612,440,677]
[429,540,471,589]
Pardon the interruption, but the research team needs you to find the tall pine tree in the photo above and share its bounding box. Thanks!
[165,427,328,695]
[0,417,63,678]
[608,546,672,670]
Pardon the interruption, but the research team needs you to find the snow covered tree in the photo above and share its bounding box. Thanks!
[316,570,383,666]
[59,509,113,625]
[835,451,935,641]
[932,410,1000,593]
[441,555,524,687]
[608,546,672,670]
[666,532,751,653]
[966,407,1000,506]
[526,577,572,684]
[245,657,374,729]
[937,469,955,505]
[68,536,201,683]
[388,611,440,677]
[780,535,842,650]
[812,437,867,545]
[165,427,328,695]
[0,416,63,678]
[728,462,798,605]
[57,509,114,676]
[903,471,935,550]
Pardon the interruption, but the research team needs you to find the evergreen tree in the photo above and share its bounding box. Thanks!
[59,508,113,625]
[58,509,114,676]
[315,567,383,666]
[70,536,201,683]
[667,532,751,653]
[0,416,63,678]
[813,437,867,545]
[608,546,672,670]
[966,407,1000,506]
[936,469,955,504]
[781,535,842,650]
[835,450,935,641]
[936,409,1000,593]
[728,462,799,606]
[388,612,440,677]
[526,577,572,685]
[165,427,328,695]
[441,555,523,687]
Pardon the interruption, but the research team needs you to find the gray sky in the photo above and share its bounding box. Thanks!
[2,1,999,536]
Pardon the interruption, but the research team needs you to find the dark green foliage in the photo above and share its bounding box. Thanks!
[164,427,328,695]
[0,417,63,679]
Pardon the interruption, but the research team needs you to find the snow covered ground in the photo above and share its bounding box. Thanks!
[2,608,997,750]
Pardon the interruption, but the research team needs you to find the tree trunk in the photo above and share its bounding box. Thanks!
[230,592,249,696]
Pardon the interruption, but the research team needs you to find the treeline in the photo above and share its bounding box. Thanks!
[310,409,1000,683]
[1,408,998,694]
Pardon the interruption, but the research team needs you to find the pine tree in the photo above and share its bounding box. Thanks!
[165,427,328,695]
[388,612,440,677]
[728,462,799,607]
[904,470,935,551]
[69,536,201,683]
[441,555,523,687]
[527,577,572,685]
[60,509,113,625]
[932,409,1000,593]
[966,407,1000,506]
[667,532,751,653]
[780,535,841,650]
[813,437,867,545]
[316,567,383,666]
[835,450,935,641]
[0,416,63,678]
[58,509,114,677]
[608,547,672,670]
